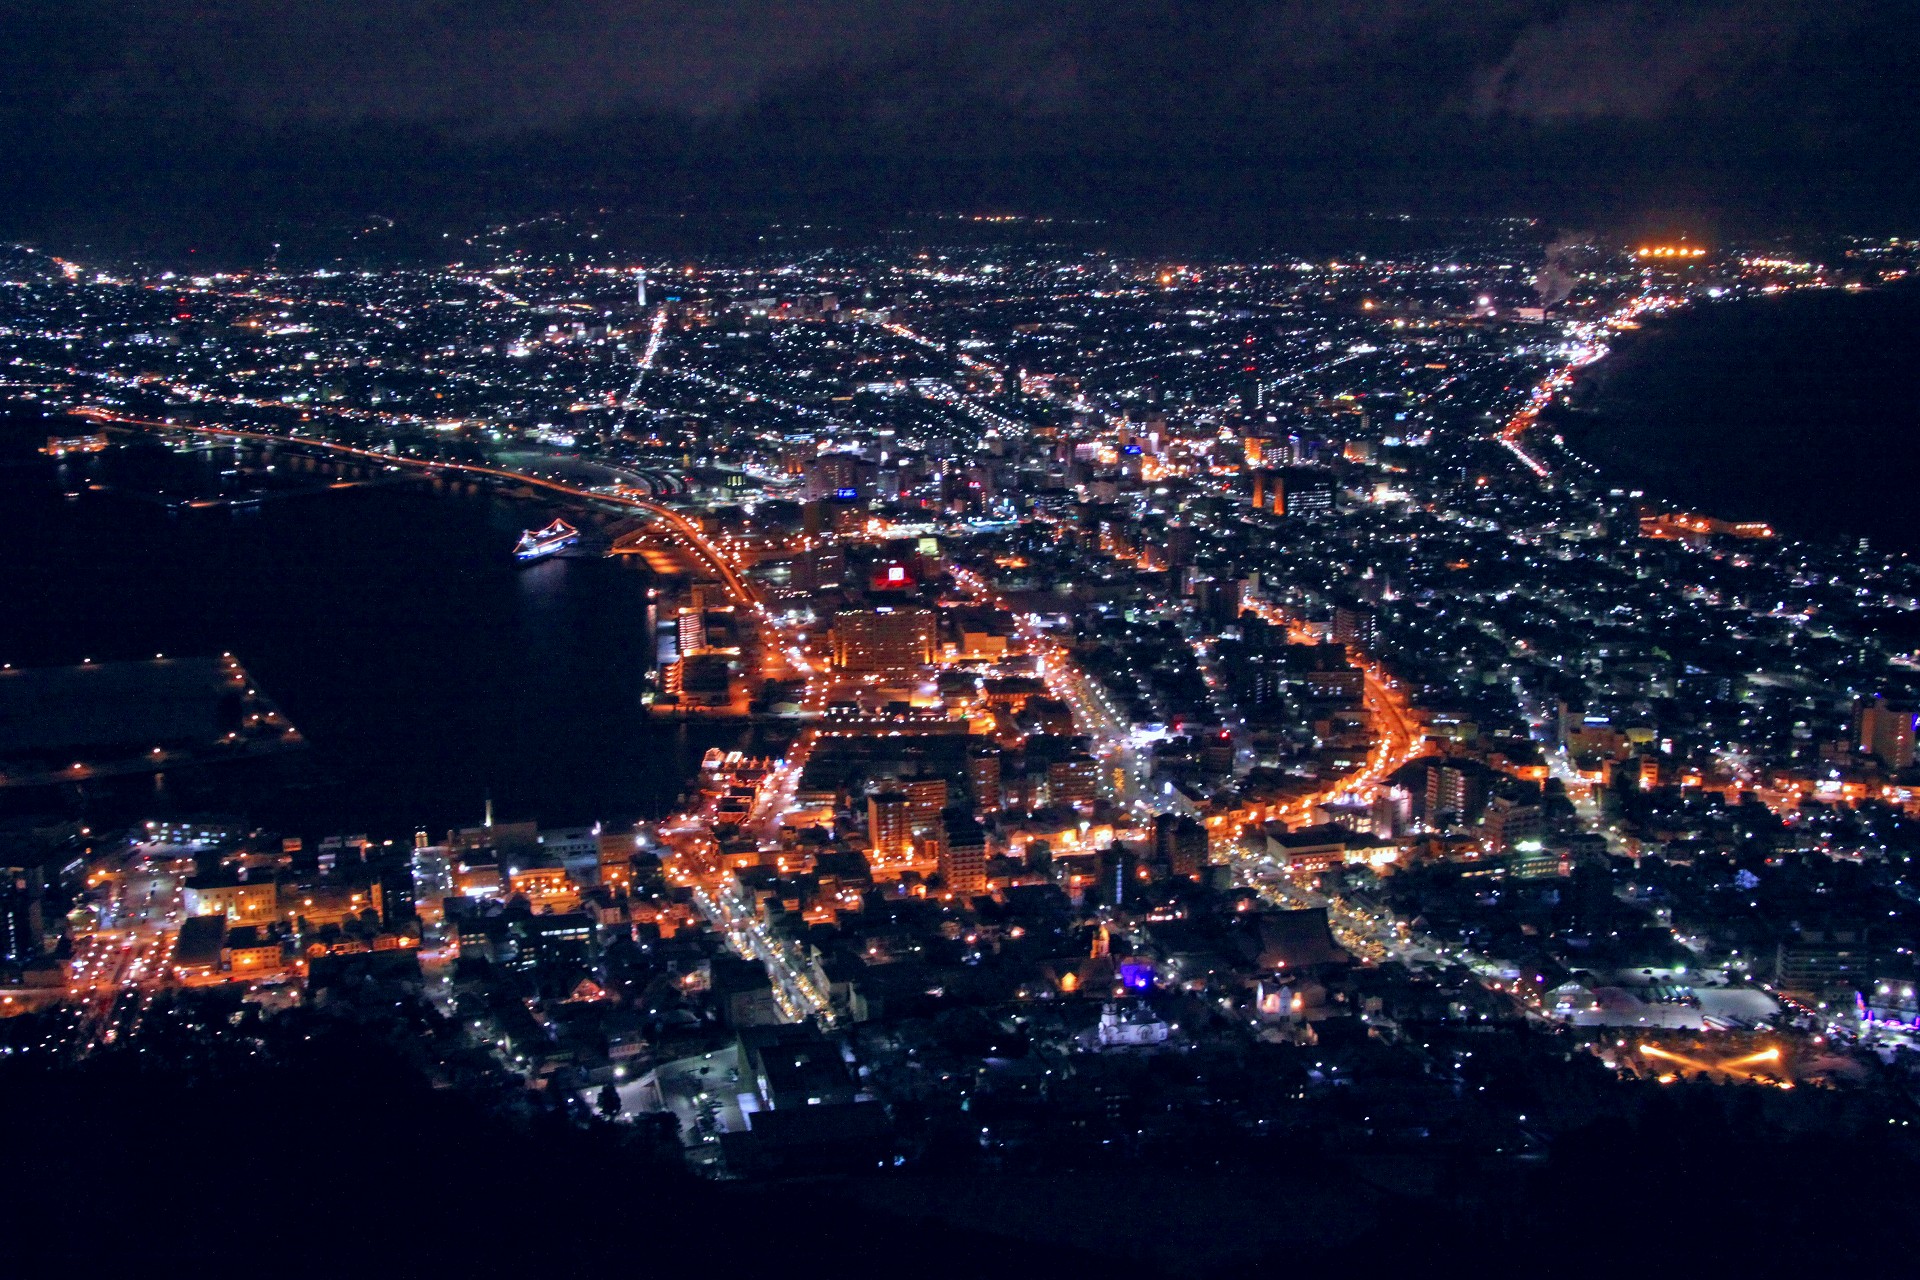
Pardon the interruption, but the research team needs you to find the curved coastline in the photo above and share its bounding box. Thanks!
[0,419,748,839]
[1551,282,1920,550]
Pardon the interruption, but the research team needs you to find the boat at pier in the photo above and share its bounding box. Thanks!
[513,518,580,561]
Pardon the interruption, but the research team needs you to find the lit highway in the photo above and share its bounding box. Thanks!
[1496,290,1678,478]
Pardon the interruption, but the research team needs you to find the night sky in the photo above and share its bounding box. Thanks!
[3,2,1916,242]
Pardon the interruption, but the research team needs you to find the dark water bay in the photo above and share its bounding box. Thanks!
[1560,283,1920,551]
[0,422,746,840]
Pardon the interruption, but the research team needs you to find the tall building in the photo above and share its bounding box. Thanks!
[1274,467,1336,519]
[1332,602,1379,654]
[938,811,988,898]
[1425,762,1486,826]
[1482,796,1545,853]
[0,863,45,966]
[1250,468,1276,512]
[867,790,914,865]
[794,544,847,591]
[676,609,709,657]
[1047,754,1102,815]
[1152,813,1210,880]
[375,857,416,927]
[597,831,637,893]
[903,777,949,831]
[831,607,937,673]
[1857,697,1916,771]
[966,746,1004,812]
[804,451,876,501]
[1371,786,1413,838]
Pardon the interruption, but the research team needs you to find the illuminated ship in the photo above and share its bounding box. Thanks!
[513,518,580,561]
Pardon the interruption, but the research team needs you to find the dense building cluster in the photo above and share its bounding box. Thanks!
[8,220,1920,1189]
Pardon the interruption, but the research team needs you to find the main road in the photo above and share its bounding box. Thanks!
[1496,289,1679,479]
[1237,598,1424,820]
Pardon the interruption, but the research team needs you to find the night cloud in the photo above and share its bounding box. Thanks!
[1469,3,1779,122]
[1,0,1914,234]
[15,0,1864,131]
